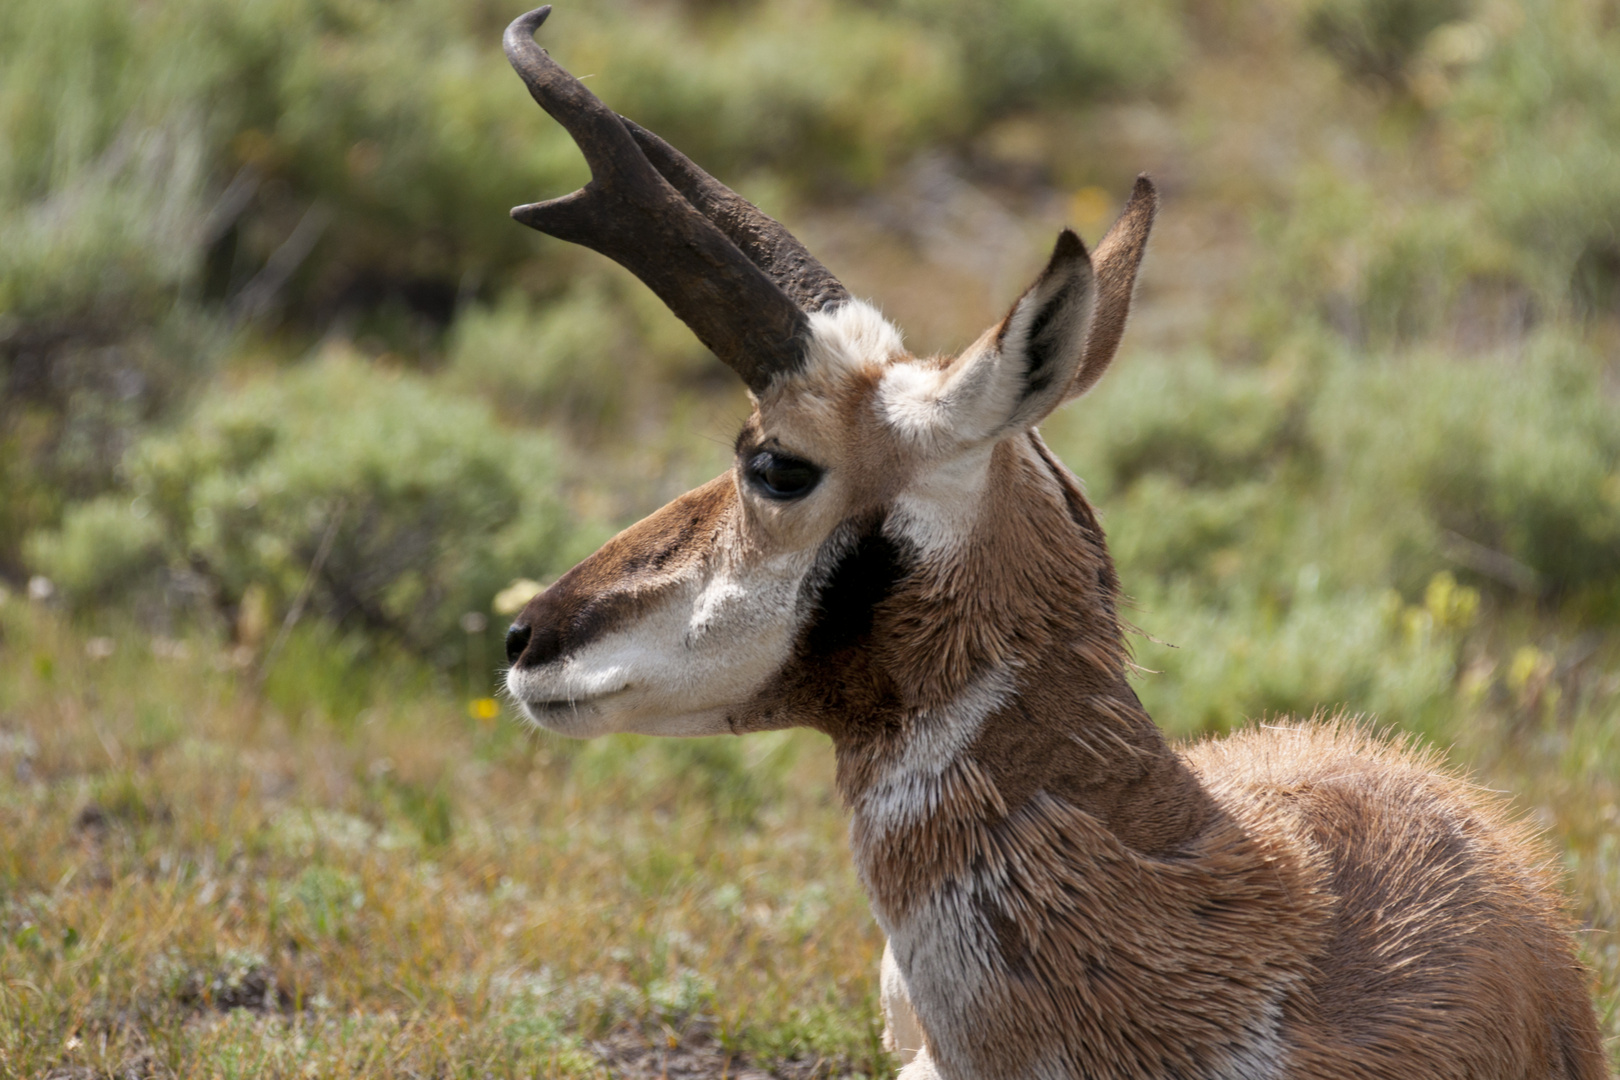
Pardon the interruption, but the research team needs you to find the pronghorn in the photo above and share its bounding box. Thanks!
[497,8,1607,1078]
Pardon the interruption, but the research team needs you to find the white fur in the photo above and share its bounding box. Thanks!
[881,880,1288,1080]
[887,429,1058,559]
[879,252,1094,454]
[1210,1001,1287,1080]
[803,300,907,377]
[883,882,998,1016]
[876,334,1010,449]
[878,360,957,445]
[882,940,928,1066]
[505,536,817,738]
[880,879,1000,1079]
[887,440,995,556]
[855,670,1013,840]
[896,1048,943,1080]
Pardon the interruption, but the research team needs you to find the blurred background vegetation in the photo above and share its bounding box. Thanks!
[2,0,1618,1075]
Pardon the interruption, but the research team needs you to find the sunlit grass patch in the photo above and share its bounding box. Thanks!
[0,600,888,1078]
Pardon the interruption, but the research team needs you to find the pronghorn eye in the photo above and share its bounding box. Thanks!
[745,451,822,500]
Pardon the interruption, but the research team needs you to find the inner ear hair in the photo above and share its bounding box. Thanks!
[993,228,1096,432]
[1066,175,1158,402]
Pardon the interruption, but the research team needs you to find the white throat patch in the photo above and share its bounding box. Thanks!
[856,669,1015,840]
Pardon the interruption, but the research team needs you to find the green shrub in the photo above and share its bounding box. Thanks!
[1444,0,1620,314]
[593,0,1182,180]
[0,124,211,322]
[592,1,965,187]
[29,353,606,664]
[1311,334,1620,607]
[23,494,166,603]
[1305,0,1471,87]
[1282,0,1620,333]
[1,0,1188,339]
[1106,477,1270,584]
[0,0,1188,580]
[1045,349,1514,735]
[1133,577,1475,738]
[894,0,1185,116]
[1046,331,1620,698]
[446,275,711,427]
[1246,167,1513,348]
[1052,350,1305,496]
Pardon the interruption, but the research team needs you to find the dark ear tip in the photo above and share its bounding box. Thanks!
[1052,227,1089,260]
[1129,174,1159,210]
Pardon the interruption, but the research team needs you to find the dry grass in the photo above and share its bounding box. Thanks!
[3,598,1617,1077]
[0,603,887,1078]
[3,1,1618,1075]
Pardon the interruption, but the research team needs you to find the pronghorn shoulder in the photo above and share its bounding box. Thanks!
[1182,718,1519,834]
[1181,717,1566,926]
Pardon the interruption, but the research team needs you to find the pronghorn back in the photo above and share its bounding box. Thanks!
[1186,723,1601,1079]
[495,9,1607,1078]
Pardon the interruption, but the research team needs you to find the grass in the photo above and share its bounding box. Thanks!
[0,603,889,1077]
[2,580,1617,1076]
[3,0,1618,1074]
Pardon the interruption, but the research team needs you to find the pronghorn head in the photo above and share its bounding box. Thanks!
[501,7,1156,742]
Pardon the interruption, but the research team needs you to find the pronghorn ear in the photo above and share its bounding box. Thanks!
[1063,175,1157,402]
[996,228,1097,429]
[913,228,1095,443]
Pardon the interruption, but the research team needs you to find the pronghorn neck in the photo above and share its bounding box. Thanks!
[816,431,1220,897]
[818,435,1328,1079]
[832,582,1219,930]
[836,655,1214,873]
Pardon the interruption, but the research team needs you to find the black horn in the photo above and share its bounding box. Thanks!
[503,6,848,392]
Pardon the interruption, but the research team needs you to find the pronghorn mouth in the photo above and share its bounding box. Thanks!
[514,685,631,727]
[522,690,621,713]
[529,698,589,711]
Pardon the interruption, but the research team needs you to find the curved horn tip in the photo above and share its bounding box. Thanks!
[505,6,553,50]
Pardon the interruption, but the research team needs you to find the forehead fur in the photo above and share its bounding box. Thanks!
[805,300,908,376]
[753,300,908,424]
[746,301,919,499]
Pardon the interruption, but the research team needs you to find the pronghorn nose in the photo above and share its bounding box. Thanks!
[506,618,566,669]
[505,622,531,665]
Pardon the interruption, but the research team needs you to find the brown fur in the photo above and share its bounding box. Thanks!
[517,476,735,663]
[505,187,1607,1078]
[751,427,1601,1078]
[1192,724,1607,1079]
[1069,176,1158,402]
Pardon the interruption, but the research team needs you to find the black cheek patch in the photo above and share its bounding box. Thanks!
[802,517,912,658]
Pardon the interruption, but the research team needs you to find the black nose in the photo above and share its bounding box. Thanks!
[505,623,532,665]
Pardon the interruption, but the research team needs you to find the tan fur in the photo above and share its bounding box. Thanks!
[519,475,736,653]
[506,208,1607,1079]
[1190,722,1606,1079]
[1069,176,1158,402]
